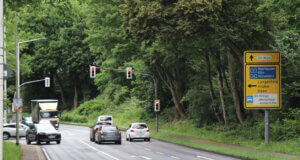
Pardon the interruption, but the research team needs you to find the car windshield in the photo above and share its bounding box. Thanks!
[100,117,112,121]
[40,112,58,118]
[133,124,147,129]
[102,126,117,131]
[25,117,32,121]
[36,124,57,133]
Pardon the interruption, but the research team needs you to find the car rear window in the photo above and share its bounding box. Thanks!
[102,126,117,131]
[100,117,112,121]
[133,124,147,129]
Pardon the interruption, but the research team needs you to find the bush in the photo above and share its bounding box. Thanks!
[60,112,88,123]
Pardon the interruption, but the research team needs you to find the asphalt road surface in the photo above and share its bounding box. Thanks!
[18,124,242,160]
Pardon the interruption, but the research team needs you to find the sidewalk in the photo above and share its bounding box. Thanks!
[159,132,300,159]
[20,144,46,160]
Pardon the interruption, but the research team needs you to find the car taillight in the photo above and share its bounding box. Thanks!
[100,131,103,136]
[146,128,150,132]
[130,129,134,132]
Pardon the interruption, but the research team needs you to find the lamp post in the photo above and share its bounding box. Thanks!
[15,37,46,145]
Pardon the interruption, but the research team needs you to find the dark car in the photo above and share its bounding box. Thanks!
[22,117,33,127]
[94,125,121,144]
[26,123,61,145]
[89,121,109,142]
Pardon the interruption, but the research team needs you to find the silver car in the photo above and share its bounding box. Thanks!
[3,123,29,140]
[95,125,121,144]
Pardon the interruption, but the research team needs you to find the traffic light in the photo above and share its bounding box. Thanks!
[90,66,96,78]
[126,67,132,79]
[154,99,160,112]
[45,77,50,87]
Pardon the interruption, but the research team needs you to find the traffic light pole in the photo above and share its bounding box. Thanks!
[0,0,4,159]
[94,66,160,132]
[15,10,20,146]
[134,72,159,132]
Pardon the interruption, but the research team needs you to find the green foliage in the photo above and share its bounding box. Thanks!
[3,141,21,160]
[61,112,88,123]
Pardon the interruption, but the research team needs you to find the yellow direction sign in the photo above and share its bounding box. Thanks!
[245,51,280,63]
[244,51,281,109]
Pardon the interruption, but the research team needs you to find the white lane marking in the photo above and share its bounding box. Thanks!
[42,147,52,160]
[197,155,215,160]
[144,148,151,151]
[79,139,120,160]
[140,156,152,160]
[156,152,164,155]
[170,156,180,159]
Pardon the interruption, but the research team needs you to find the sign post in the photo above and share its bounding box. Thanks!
[244,51,281,145]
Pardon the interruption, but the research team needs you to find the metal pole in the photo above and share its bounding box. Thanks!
[15,10,20,145]
[154,78,158,133]
[4,26,7,123]
[265,110,269,145]
[0,0,4,158]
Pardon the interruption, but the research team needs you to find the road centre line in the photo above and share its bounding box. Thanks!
[79,139,120,160]
[170,156,180,159]
[197,155,215,160]
[144,147,151,151]
[42,147,52,160]
[140,156,152,160]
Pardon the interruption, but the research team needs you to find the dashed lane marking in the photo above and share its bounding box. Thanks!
[197,155,215,160]
[170,156,180,159]
[79,139,120,160]
[140,156,152,160]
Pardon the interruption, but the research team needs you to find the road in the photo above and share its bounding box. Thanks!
[18,124,241,160]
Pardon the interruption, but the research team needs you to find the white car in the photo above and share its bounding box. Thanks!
[3,123,29,140]
[126,123,150,142]
[97,115,113,125]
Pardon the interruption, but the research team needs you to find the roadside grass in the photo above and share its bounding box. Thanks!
[150,132,297,160]
[146,120,300,156]
[3,141,21,160]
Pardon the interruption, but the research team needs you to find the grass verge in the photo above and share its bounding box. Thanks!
[3,141,21,160]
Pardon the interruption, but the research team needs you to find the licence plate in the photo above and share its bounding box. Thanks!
[49,135,55,139]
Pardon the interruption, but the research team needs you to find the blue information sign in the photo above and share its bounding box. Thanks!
[250,67,276,79]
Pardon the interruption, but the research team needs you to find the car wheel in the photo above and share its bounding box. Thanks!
[56,140,61,144]
[46,141,50,144]
[37,139,41,145]
[26,136,31,144]
[148,138,151,142]
[129,136,133,142]
[3,132,10,140]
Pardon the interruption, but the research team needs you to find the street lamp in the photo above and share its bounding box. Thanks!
[15,37,46,145]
